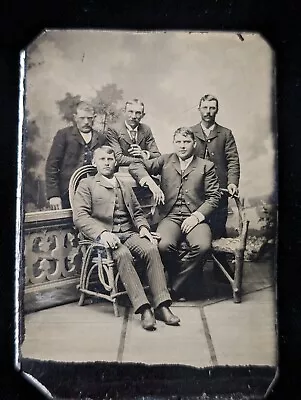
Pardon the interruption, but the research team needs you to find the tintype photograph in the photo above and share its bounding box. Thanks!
[18,30,277,396]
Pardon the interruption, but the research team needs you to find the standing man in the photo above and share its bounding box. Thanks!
[73,146,180,331]
[129,128,221,300]
[106,99,161,166]
[190,94,240,240]
[46,101,107,210]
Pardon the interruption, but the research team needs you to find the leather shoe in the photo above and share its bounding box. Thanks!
[155,306,180,326]
[141,308,156,331]
[170,289,186,302]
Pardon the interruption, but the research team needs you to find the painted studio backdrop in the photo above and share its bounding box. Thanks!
[23,31,276,238]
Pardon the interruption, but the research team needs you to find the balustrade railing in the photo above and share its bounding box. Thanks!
[24,209,82,293]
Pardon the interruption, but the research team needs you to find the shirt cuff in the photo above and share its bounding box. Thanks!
[192,211,205,223]
[142,150,150,159]
[139,176,153,187]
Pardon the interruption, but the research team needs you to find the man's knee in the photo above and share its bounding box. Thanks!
[113,245,133,262]
[143,242,160,258]
[189,236,211,255]
[158,240,176,255]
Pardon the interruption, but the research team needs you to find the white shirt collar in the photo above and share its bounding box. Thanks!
[177,155,194,171]
[102,175,118,187]
[201,122,216,136]
[79,130,92,143]
[125,121,138,132]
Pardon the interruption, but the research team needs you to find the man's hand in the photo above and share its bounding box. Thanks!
[100,231,121,250]
[227,183,239,197]
[139,226,158,245]
[181,215,199,234]
[146,179,165,206]
[49,197,62,210]
[128,144,144,158]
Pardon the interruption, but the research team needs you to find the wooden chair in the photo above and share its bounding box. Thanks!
[177,189,249,303]
[68,165,127,317]
[211,189,250,303]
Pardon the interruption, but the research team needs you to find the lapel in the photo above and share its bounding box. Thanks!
[193,123,206,142]
[136,124,144,145]
[119,122,135,145]
[171,153,182,176]
[207,124,219,140]
[95,173,115,189]
[194,123,220,141]
[116,178,133,214]
[182,156,198,178]
[90,130,100,149]
[70,125,85,145]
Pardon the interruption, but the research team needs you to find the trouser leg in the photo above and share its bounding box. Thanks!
[61,192,71,209]
[157,218,183,287]
[112,243,149,313]
[124,234,171,309]
[172,222,212,293]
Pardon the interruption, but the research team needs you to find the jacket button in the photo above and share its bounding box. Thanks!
[187,202,190,205]
[207,139,211,143]
[185,190,188,193]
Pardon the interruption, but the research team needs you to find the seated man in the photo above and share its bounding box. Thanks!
[73,146,180,331]
[129,127,221,300]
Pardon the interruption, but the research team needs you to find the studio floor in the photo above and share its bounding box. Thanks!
[21,261,277,368]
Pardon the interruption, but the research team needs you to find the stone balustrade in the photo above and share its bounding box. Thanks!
[24,209,82,293]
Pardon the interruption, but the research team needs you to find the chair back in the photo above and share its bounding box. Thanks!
[222,189,249,249]
[68,165,97,210]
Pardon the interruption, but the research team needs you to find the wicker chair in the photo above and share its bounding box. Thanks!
[68,165,127,317]
[211,189,250,303]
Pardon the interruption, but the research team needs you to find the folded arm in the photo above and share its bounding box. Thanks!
[129,156,166,205]
[144,128,161,159]
[105,128,139,166]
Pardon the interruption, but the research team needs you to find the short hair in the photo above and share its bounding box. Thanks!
[124,99,145,113]
[75,101,95,114]
[93,145,116,159]
[198,94,219,110]
[173,127,195,141]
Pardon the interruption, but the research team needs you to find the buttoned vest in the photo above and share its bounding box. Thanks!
[112,183,133,233]
[169,172,191,217]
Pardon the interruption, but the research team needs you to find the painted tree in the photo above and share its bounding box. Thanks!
[55,84,123,130]
[56,92,82,123]
[23,113,46,210]
[91,83,123,130]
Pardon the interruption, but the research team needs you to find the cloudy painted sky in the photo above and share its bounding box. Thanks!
[24,30,275,199]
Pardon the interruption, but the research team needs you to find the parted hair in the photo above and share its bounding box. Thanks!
[93,145,116,158]
[75,101,95,114]
[173,127,195,141]
[124,99,145,113]
[198,94,219,110]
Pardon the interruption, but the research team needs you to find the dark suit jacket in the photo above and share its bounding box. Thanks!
[190,122,240,188]
[73,173,150,241]
[45,126,107,199]
[129,154,221,219]
[105,122,161,166]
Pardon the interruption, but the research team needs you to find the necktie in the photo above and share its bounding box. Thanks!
[129,130,137,144]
